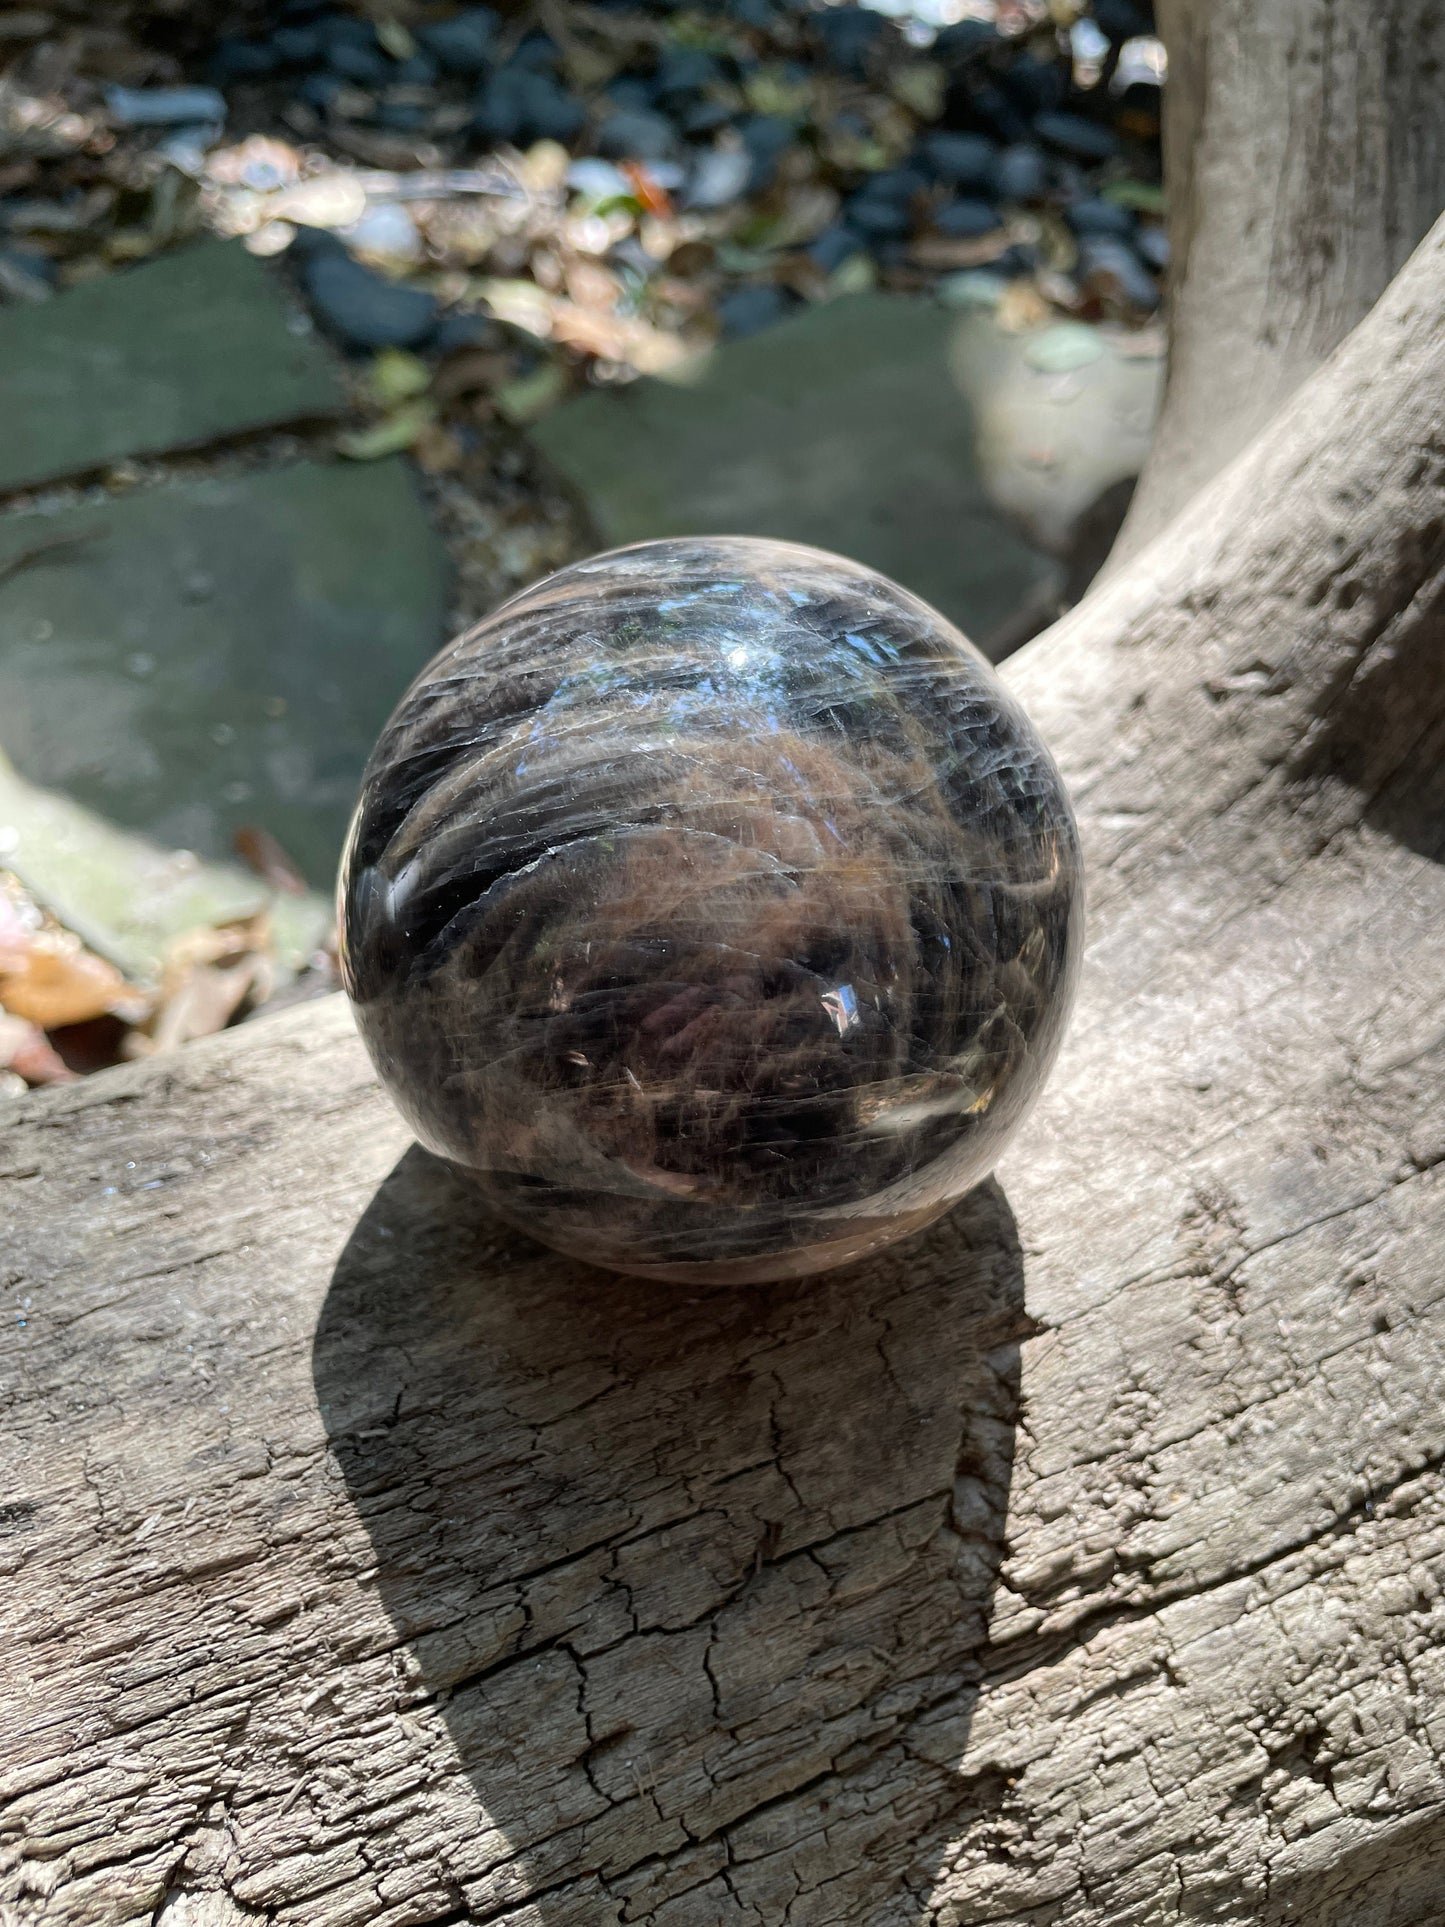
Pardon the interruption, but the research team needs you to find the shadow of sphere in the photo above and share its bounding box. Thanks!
[312,1146,1029,1922]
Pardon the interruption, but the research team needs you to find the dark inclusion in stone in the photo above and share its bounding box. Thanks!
[340,537,1083,1284]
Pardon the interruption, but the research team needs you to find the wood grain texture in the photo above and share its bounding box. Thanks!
[4,218,1445,1927]
[1118,0,1445,557]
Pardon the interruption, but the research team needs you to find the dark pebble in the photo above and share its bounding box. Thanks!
[473,69,527,138]
[210,37,279,83]
[297,71,345,112]
[933,20,1001,64]
[844,198,910,240]
[1034,113,1120,163]
[0,243,57,297]
[654,47,722,99]
[511,32,560,72]
[272,24,324,63]
[374,99,428,132]
[473,68,583,145]
[417,7,498,77]
[919,131,996,189]
[1066,196,1135,238]
[738,114,795,161]
[805,222,864,273]
[682,98,732,136]
[934,198,1005,239]
[814,5,887,76]
[966,82,1030,145]
[716,283,791,339]
[327,42,392,86]
[1116,79,1163,136]
[1135,224,1170,272]
[528,80,585,143]
[866,165,929,202]
[1093,0,1155,42]
[430,310,504,355]
[1050,159,1091,201]
[993,240,1040,278]
[607,235,661,280]
[293,233,439,349]
[105,85,228,127]
[606,76,656,112]
[1077,235,1159,309]
[737,113,796,189]
[596,108,677,162]
[990,143,1049,203]
[318,15,380,53]
[1001,54,1069,115]
[392,52,440,87]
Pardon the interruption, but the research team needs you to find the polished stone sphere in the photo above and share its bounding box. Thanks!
[339,537,1082,1283]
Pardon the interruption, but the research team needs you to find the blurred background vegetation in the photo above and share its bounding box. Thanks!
[0,0,1164,1083]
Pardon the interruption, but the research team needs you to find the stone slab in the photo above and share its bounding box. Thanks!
[0,240,344,495]
[948,316,1165,557]
[0,458,450,893]
[531,292,1058,652]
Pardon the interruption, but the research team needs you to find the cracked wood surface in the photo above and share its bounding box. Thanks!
[4,227,1445,1927]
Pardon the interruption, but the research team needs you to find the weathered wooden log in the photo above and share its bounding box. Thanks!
[4,198,1444,1924]
[1117,0,1445,558]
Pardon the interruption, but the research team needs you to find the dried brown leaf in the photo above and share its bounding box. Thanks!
[0,1010,75,1086]
[146,913,275,1054]
[0,931,145,1028]
[433,347,514,403]
[233,826,308,898]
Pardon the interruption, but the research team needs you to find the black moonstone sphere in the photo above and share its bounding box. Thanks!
[340,538,1083,1283]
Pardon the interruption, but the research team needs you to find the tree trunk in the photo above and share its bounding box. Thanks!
[1115,0,1445,558]
[5,31,1445,1927]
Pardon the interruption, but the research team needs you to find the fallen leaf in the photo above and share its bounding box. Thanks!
[233,826,308,898]
[1104,180,1166,215]
[270,170,368,231]
[145,961,265,1053]
[145,914,275,1054]
[665,238,716,278]
[910,231,1017,271]
[374,17,417,61]
[205,135,304,192]
[0,1010,75,1086]
[890,62,946,121]
[412,423,465,473]
[0,926,146,1028]
[744,66,812,118]
[419,200,500,264]
[337,398,436,459]
[479,276,556,337]
[432,347,514,403]
[364,346,432,405]
[997,279,1054,332]
[621,162,673,220]
[564,256,621,310]
[517,140,571,196]
[494,360,569,423]
[827,252,877,297]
